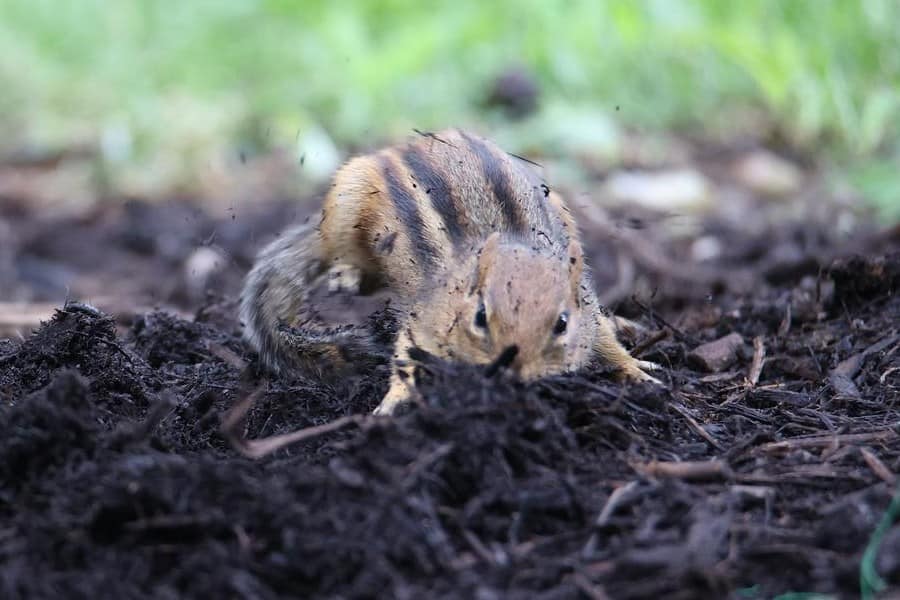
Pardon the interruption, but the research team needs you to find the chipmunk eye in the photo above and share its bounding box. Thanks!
[474,302,488,330]
[553,311,568,335]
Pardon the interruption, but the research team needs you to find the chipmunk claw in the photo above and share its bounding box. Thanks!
[620,359,664,385]
[372,401,394,416]
[373,389,408,416]
[636,359,662,371]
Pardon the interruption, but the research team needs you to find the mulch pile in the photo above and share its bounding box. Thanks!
[1,190,899,599]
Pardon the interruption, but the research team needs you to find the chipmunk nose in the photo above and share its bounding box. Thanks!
[484,344,519,377]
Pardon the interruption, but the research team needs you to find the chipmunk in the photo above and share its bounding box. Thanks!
[240,129,659,415]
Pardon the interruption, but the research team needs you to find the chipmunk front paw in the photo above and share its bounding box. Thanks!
[620,358,664,385]
[373,366,417,416]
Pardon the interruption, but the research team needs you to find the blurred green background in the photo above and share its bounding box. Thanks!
[1,0,898,219]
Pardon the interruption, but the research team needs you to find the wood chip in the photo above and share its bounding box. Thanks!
[746,336,766,386]
[860,447,897,485]
[756,430,898,455]
[633,459,732,481]
[829,333,900,398]
[583,481,642,558]
[670,399,723,450]
[777,302,792,336]
[730,485,775,502]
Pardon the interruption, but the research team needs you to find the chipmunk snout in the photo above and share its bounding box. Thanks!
[510,353,534,379]
[508,345,551,381]
[484,344,519,377]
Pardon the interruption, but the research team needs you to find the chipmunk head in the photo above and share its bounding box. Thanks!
[418,232,594,379]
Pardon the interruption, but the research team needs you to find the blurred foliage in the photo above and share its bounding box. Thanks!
[0,0,898,217]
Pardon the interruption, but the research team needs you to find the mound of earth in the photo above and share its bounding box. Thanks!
[1,161,899,598]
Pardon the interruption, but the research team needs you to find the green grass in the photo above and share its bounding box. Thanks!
[860,484,900,599]
[738,586,837,600]
[1,0,898,217]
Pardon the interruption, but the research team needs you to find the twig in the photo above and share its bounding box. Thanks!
[777,303,792,336]
[881,367,900,384]
[582,481,641,557]
[506,151,543,168]
[756,430,897,455]
[412,128,456,147]
[735,474,850,488]
[633,459,732,481]
[630,328,669,358]
[568,573,611,600]
[628,296,698,346]
[594,481,641,527]
[220,386,367,459]
[218,385,265,435]
[230,415,365,460]
[860,447,897,485]
[670,398,723,450]
[462,530,501,566]
[746,336,766,387]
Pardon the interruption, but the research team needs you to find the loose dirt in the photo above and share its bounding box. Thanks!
[1,155,899,598]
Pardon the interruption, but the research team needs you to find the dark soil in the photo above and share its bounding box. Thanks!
[1,166,900,599]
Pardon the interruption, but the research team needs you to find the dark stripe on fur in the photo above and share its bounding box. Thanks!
[461,132,525,232]
[380,155,437,269]
[402,147,465,247]
[355,197,379,267]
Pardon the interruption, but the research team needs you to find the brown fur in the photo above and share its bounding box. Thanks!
[239,129,659,415]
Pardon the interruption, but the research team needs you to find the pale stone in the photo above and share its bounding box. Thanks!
[733,150,803,197]
[603,169,712,212]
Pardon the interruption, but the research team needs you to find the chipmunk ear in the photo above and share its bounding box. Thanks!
[567,238,584,301]
[473,232,501,292]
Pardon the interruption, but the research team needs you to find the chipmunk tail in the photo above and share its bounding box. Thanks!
[239,222,327,373]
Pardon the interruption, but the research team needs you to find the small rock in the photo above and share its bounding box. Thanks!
[690,235,723,262]
[733,150,803,198]
[604,169,711,212]
[688,333,744,372]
